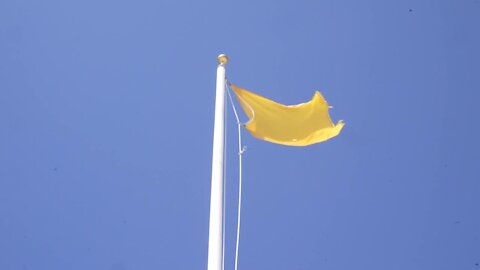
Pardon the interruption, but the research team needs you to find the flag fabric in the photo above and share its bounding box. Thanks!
[230,83,344,146]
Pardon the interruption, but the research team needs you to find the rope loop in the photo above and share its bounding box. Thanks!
[239,146,247,155]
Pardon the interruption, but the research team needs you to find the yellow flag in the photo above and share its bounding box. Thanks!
[230,84,344,146]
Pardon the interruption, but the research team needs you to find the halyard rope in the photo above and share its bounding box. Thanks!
[226,82,245,270]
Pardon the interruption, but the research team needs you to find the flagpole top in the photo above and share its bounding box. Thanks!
[217,54,229,65]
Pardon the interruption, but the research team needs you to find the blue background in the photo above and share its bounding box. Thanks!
[1,0,479,269]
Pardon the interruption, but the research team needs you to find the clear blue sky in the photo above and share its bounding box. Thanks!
[1,0,479,269]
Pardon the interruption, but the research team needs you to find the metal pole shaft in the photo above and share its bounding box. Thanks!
[207,54,228,270]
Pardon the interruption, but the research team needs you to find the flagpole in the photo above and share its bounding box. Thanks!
[208,54,228,270]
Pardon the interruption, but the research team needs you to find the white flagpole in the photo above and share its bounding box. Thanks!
[208,54,228,270]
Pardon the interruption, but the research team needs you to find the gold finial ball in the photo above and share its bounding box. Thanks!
[217,54,229,65]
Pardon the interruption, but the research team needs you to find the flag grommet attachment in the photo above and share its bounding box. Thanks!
[218,54,229,65]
